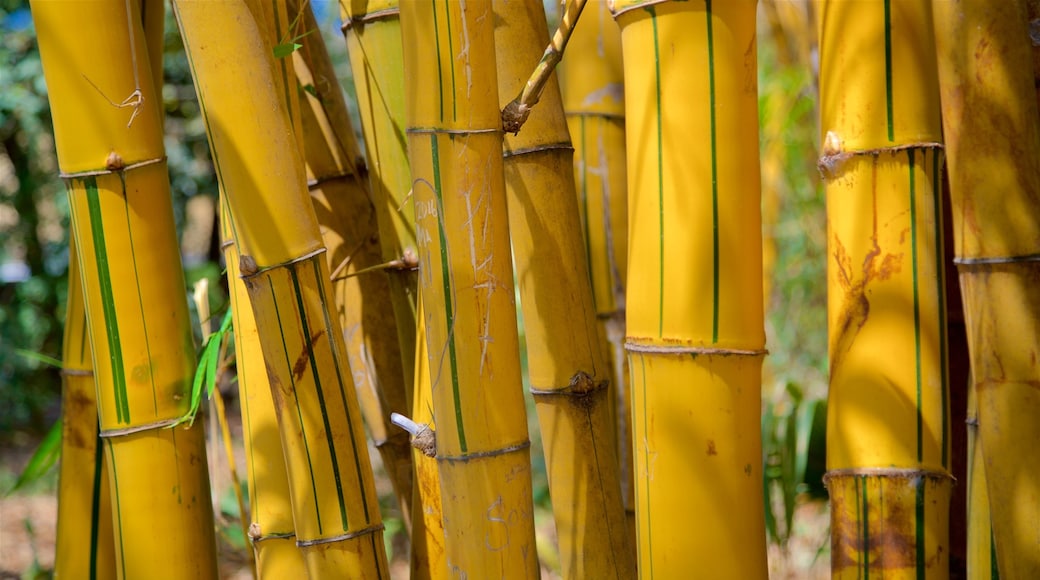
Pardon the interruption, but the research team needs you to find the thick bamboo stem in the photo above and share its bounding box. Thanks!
[560,0,634,535]
[54,238,115,579]
[611,1,768,576]
[401,1,539,576]
[493,1,634,577]
[221,203,307,579]
[932,0,1040,576]
[290,1,414,530]
[173,1,389,576]
[818,2,952,576]
[33,2,219,577]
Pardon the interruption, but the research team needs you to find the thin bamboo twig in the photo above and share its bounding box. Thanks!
[502,0,589,133]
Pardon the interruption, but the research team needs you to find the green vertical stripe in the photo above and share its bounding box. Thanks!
[105,443,127,580]
[85,178,130,424]
[89,428,104,580]
[646,5,664,338]
[289,265,349,530]
[312,257,371,522]
[431,0,444,121]
[444,0,457,121]
[706,0,720,344]
[909,149,923,462]
[990,527,1000,579]
[932,151,949,469]
[884,0,894,142]
[269,279,322,534]
[916,478,926,580]
[430,135,466,452]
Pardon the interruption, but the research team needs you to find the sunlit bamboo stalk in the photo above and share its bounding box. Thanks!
[818,2,952,576]
[965,374,998,579]
[290,0,414,529]
[173,1,389,576]
[220,202,307,579]
[493,1,634,577]
[932,0,1040,576]
[401,1,539,576]
[560,0,634,535]
[611,1,768,576]
[33,2,219,577]
[339,0,419,405]
[54,238,115,580]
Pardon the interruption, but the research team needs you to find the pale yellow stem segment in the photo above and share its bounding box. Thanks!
[401,1,539,577]
[340,0,420,405]
[408,292,447,580]
[560,0,634,535]
[55,238,115,580]
[933,1,1040,576]
[220,203,306,579]
[818,2,952,576]
[173,1,389,576]
[33,1,219,577]
[291,1,414,530]
[493,1,634,578]
[612,1,768,576]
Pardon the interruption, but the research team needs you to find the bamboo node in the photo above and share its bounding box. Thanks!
[502,99,532,135]
[817,132,943,180]
[391,412,437,457]
[105,151,126,171]
[296,524,385,547]
[239,255,259,277]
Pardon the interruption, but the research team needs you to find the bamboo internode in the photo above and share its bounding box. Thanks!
[818,1,952,576]
[933,0,1040,576]
[401,0,539,576]
[493,1,635,577]
[55,239,116,579]
[612,0,769,576]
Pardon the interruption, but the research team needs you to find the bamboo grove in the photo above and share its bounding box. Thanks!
[23,0,1039,577]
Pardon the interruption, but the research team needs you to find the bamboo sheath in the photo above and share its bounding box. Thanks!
[493,1,634,577]
[220,204,307,578]
[55,238,116,580]
[173,2,389,576]
[932,1,1040,576]
[560,0,636,536]
[408,292,447,580]
[290,2,414,530]
[32,2,219,578]
[610,1,768,576]
[401,1,539,577]
[340,0,420,403]
[818,2,952,577]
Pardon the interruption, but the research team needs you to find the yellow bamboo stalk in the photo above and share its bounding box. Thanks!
[55,238,116,579]
[406,292,446,580]
[339,0,419,404]
[32,2,219,577]
[611,1,767,576]
[966,374,998,579]
[932,1,1040,576]
[818,2,952,577]
[560,0,635,536]
[290,1,414,529]
[220,203,307,578]
[493,2,634,577]
[173,1,389,576]
[401,1,539,576]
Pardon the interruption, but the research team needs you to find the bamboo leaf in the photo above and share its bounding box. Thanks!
[6,419,61,495]
[14,349,62,369]
[181,309,233,425]
[273,42,301,59]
